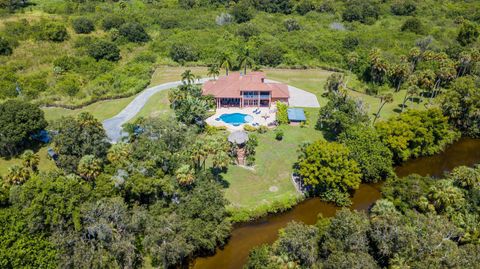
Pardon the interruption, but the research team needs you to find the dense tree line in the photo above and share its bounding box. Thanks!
[246,165,480,268]
[0,110,233,268]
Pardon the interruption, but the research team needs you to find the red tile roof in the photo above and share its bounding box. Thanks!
[202,72,289,98]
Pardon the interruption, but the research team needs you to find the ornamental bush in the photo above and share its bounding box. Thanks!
[118,22,149,43]
[87,40,121,62]
[276,102,289,124]
[35,21,69,42]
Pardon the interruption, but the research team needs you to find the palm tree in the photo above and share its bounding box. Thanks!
[373,93,394,124]
[21,150,40,172]
[219,55,232,76]
[175,164,195,185]
[181,69,195,85]
[401,85,419,112]
[207,64,220,80]
[107,142,131,167]
[77,155,102,181]
[5,165,30,185]
[239,49,254,75]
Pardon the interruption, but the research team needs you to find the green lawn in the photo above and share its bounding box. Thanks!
[0,146,57,176]
[223,108,324,221]
[130,89,174,122]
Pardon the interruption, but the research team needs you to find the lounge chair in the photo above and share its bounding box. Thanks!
[215,118,220,121]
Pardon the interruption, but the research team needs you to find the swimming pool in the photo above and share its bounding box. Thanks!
[218,113,253,126]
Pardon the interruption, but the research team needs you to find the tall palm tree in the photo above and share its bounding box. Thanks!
[207,64,220,80]
[401,85,419,112]
[181,69,195,84]
[239,50,254,75]
[21,150,40,172]
[373,93,394,124]
[219,55,232,76]
[175,164,195,185]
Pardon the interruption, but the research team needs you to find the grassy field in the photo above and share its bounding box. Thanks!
[0,146,57,176]
[42,66,208,122]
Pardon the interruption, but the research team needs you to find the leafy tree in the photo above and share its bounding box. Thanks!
[295,0,315,15]
[440,76,480,137]
[9,172,91,232]
[375,108,460,163]
[338,126,393,183]
[87,39,121,61]
[255,44,284,67]
[296,140,361,193]
[178,0,196,9]
[170,43,199,63]
[119,22,150,43]
[35,21,69,42]
[52,113,110,173]
[323,251,379,269]
[236,22,260,40]
[316,93,369,138]
[231,0,255,23]
[0,36,13,55]
[0,100,47,157]
[72,17,95,34]
[0,208,58,268]
[449,165,480,190]
[276,102,289,124]
[55,197,142,268]
[390,0,416,16]
[401,17,425,34]
[101,15,125,30]
[457,21,479,46]
[274,221,319,267]
[143,211,193,268]
[342,0,379,24]
[255,0,293,14]
[245,245,276,269]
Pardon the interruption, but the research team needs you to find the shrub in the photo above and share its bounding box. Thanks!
[255,44,284,66]
[169,43,199,63]
[87,40,121,61]
[295,0,315,15]
[257,126,269,133]
[53,56,80,72]
[72,17,95,34]
[457,21,479,46]
[119,22,149,43]
[391,0,416,16]
[243,124,257,132]
[401,17,424,34]
[55,74,81,96]
[231,0,254,23]
[275,129,284,140]
[342,36,359,50]
[236,22,259,40]
[276,102,289,124]
[0,36,13,55]
[102,15,125,31]
[284,18,301,32]
[178,0,196,9]
[342,0,379,24]
[36,21,69,42]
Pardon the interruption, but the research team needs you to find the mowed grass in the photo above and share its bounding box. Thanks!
[0,146,57,176]
[223,108,324,220]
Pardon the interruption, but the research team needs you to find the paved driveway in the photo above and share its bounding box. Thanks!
[103,78,320,142]
[102,79,210,142]
[266,79,320,108]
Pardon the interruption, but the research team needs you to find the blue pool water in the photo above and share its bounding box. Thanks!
[219,113,253,126]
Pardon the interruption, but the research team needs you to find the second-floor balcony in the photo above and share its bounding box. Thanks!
[243,92,271,99]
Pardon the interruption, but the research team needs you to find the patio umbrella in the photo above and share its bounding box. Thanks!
[228,131,249,145]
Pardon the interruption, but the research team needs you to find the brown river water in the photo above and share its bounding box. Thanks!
[192,138,480,269]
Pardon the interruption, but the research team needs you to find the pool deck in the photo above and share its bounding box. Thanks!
[206,107,277,132]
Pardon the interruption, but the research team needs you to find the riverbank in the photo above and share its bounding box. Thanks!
[192,137,480,269]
